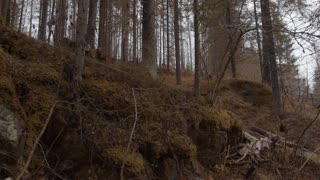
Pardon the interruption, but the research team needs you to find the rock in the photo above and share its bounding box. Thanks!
[0,104,22,146]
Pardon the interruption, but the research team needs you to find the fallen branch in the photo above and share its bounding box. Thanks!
[249,126,299,149]
[238,132,273,162]
[299,146,320,171]
[120,89,139,180]
[241,127,320,167]
[16,103,57,180]
[295,108,320,154]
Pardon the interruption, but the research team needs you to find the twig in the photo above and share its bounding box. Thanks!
[298,146,320,171]
[120,88,139,180]
[223,145,230,171]
[16,103,56,180]
[295,108,320,154]
[38,142,67,180]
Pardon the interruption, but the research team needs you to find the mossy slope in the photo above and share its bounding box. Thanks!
[0,26,242,179]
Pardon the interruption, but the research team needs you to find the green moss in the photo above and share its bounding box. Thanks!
[25,114,42,150]
[168,131,197,158]
[0,74,15,95]
[255,170,273,180]
[200,106,239,130]
[140,101,160,121]
[83,67,94,77]
[82,79,127,97]
[303,151,320,165]
[24,88,55,113]
[29,62,60,86]
[254,116,279,133]
[23,87,55,155]
[0,48,9,72]
[228,80,272,107]
[0,74,21,110]
[103,147,145,175]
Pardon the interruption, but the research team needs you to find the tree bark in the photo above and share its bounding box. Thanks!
[121,0,129,62]
[260,0,281,116]
[226,0,236,78]
[194,0,200,98]
[54,0,67,45]
[73,0,89,98]
[98,0,107,59]
[162,0,166,68]
[48,0,55,43]
[166,0,170,70]
[29,0,34,36]
[106,0,113,59]
[261,0,271,84]
[132,0,137,63]
[86,0,98,48]
[253,0,263,81]
[10,0,17,28]
[1,0,11,26]
[18,0,25,32]
[142,0,157,78]
[174,0,181,84]
[38,0,49,41]
[71,0,77,41]
[180,0,185,70]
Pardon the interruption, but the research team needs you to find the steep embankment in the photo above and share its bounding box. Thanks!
[0,25,319,179]
[0,26,243,179]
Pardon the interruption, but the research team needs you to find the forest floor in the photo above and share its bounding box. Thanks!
[0,25,320,179]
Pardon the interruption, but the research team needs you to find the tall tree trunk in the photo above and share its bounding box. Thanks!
[188,16,193,70]
[194,0,200,98]
[38,0,43,31]
[73,0,89,99]
[38,0,49,41]
[72,0,77,41]
[253,0,263,81]
[142,0,157,78]
[166,0,170,70]
[121,1,129,62]
[18,0,25,32]
[10,0,17,28]
[54,0,67,45]
[174,0,181,84]
[226,0,236,78]
[260,0,281,116]
[179,0,185,70]
[1,0,10,26]
[162,0,166,68]
[261,0,271,84]
[106,0,113,59]
[98,0,107,58]
[132,0,137,63]
[29,0,34,37]
[86,0,98,48]
[48,0,55,43]
[0,1,2,19]
[159,4,162,70]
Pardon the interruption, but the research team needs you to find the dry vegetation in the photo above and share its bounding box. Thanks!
[0,25,319,179]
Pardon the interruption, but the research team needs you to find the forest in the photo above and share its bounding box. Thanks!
[1,0,320,179]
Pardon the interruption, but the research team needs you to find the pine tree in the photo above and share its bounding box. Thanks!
[86,0,98,48]
[174,0,181,84]
[194,0,200,98]
[142,0,157,78]
[54,0,67,44]
[38,0,49,41]
[260,0,281,116]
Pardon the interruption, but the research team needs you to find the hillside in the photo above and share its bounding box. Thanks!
[0,26,319,179]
